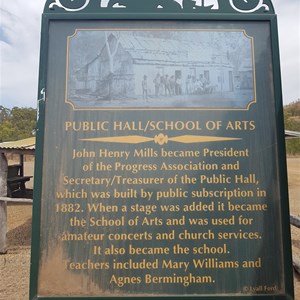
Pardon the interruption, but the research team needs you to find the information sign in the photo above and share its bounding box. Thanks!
[30,1,294,299]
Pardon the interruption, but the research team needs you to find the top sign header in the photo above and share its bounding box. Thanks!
[45,0,275,14]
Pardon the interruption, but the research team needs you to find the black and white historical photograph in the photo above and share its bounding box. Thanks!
[66,29,255,109]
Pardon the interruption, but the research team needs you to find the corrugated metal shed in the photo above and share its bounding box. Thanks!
[0,137,35,154]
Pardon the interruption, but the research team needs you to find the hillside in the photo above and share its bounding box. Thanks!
[284,99,300,155]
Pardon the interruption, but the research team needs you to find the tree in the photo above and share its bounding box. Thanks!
[0,106,10,123]
[0,121,15,142]
[0,106,37,142]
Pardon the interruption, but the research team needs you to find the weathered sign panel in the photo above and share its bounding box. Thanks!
[30,1,294,299]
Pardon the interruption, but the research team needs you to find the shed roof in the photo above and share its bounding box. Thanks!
[0,137,35,155]
[109,33,214,64]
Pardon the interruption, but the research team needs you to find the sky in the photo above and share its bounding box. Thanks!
[0,0,299,109]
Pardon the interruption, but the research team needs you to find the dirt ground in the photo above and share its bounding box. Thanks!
[0,157,299,300]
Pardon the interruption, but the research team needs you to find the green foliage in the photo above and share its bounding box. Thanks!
[284,99,300,155]
[285,99,300,118]
[0,106,10,123]
[0,106,37,142]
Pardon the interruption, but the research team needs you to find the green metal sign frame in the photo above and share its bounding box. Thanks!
[30,0,294,299]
